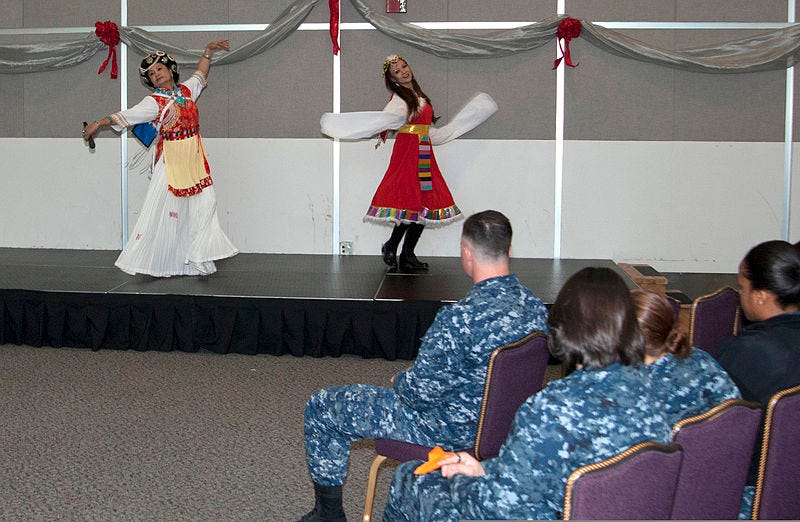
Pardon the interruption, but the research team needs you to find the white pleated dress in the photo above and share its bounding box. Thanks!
[110,71,238,277]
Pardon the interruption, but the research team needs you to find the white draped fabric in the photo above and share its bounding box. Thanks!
[2,0,800,76]
[347,0,800,73]
[0,0,318,74]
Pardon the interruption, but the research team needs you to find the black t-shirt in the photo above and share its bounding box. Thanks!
[717,311,800,484]
[717,312,800,405]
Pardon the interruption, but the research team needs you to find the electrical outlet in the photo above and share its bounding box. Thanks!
[339,241,353,255]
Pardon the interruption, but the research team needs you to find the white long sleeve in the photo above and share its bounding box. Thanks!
[320,95,408,140]
[109,74,206,131]
[319,92,498,143]
[428,92,498,146]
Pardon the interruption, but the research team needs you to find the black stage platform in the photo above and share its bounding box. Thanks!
[1,248,721,360]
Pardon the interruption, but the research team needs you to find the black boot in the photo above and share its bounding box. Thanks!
[399,252,430,272]
[297,483,347,522]
[399,223,429,272]
[382,224,408,272]
[381,242,398,272]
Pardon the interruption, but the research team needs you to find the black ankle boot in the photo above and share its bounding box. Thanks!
[381,242,398,271]
[297,483,347,522]
[399,253,429,272]
[381,224,408,272]
[398,223,427,272]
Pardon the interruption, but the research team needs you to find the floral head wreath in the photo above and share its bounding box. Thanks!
[382,54,405,77]
[139,50,180,88]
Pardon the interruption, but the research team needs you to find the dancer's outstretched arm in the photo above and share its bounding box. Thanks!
[196,40,229,78]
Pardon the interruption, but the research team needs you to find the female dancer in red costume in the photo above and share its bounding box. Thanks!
[321,54,497,272]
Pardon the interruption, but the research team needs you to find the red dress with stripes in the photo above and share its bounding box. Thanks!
[366,102,461,225]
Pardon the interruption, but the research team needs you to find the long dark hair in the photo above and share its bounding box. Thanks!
[742,240,800,308]
[548,267,645,371]
[383,58,437,122]
[631,289,690,360]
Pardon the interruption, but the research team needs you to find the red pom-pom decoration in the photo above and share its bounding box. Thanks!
[553,18,582,70]
[95,20,120,79]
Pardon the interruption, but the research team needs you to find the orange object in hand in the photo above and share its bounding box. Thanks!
[414,446,456,475]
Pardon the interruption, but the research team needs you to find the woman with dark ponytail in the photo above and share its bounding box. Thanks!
[717,240,800,405]
[321,54,497,272]
[632,289,740,425]
[718,241,800,516]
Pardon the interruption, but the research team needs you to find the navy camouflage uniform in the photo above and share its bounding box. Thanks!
[646,348,740,426]
[303,274,548,486]
[383,363,674,521]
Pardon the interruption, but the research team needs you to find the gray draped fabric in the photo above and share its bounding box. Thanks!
[348,0,564,58]
[0,0,317,74]
[580,20,800,73]
[2,0,800,76]
[349,0,800,73]
[0,33,104,73]
[121,0,318,66]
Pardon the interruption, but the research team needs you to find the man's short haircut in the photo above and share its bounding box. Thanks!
[461,210,512,260]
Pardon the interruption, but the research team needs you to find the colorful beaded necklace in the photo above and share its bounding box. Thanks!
[155,85,185,107]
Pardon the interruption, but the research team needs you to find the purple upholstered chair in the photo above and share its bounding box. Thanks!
[670,398,762,520]
[666,294,682,321]
[751,384,800,520]
[361,331,550,522]
[688,286,741,359]
[563,441,683,520]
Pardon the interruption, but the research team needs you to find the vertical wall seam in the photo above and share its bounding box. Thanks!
[554,0,566,259]
[784,0,795,240]
[120,0,129,247]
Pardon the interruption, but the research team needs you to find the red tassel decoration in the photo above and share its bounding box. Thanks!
[329,0,341,55]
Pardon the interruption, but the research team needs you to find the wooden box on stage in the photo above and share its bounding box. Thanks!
[618,263,668,295]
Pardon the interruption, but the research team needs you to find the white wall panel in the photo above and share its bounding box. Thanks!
[337,139,556,259]
[0,139,121,249]
[173,138,334,254]
[3,137,796,272]
[561,141,791,272]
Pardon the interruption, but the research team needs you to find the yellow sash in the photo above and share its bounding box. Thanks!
[398,124,430,136]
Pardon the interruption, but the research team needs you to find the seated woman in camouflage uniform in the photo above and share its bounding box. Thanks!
[632,288,740,425]
[383,267,675,522]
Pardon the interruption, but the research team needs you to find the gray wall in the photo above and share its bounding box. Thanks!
[1,0,795,142]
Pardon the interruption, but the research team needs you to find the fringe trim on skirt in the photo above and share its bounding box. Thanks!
[364,204,463,228]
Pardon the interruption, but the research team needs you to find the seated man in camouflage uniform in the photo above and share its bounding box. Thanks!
[383,267,676,522]
[296,210,549,522]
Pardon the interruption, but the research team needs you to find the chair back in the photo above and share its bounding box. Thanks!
[688,286,740,358]
[364,331,550,521]
[670,398,762,519]
[752,384,800,520]
[473,330,550,460]
[665,295,682,321]
[563,441,683,520]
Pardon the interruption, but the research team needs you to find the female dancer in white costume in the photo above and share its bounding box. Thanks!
[83,41,238,277]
